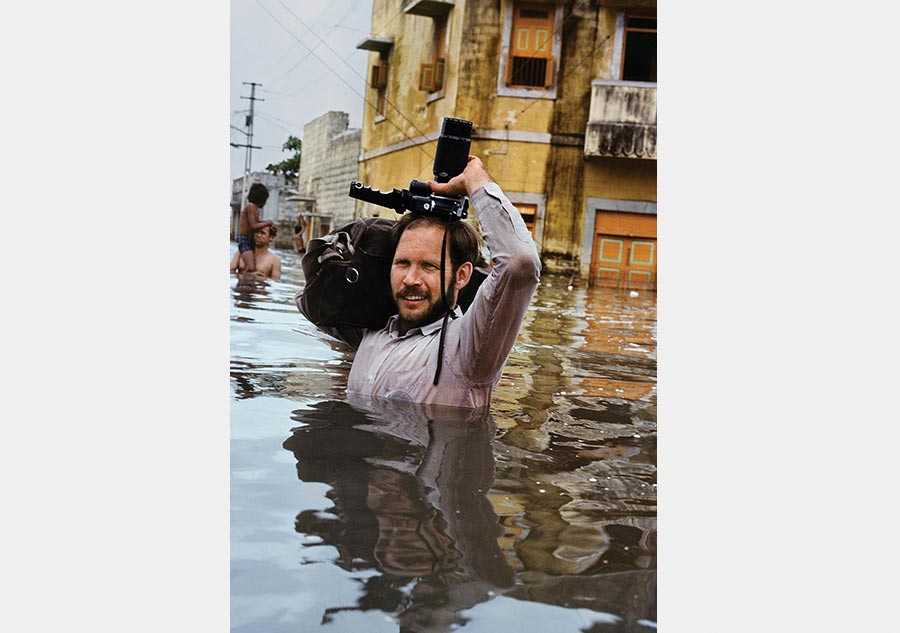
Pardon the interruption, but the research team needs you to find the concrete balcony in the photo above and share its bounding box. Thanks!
[584,80,656,159]
[403,0,455,16]
[356,36,394,53]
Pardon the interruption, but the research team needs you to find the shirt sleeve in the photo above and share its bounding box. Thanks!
[452,182,541,384]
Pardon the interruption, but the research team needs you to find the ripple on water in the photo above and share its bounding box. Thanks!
[231,247,656,631]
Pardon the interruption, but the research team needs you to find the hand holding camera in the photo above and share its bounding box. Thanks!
[426,155,493,198]
[348,117,474,221]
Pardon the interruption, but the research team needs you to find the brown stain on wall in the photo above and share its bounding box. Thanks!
[455,0,502,127]
[541,2,606,269]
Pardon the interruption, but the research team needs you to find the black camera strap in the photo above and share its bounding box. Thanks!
[433,226,453,386]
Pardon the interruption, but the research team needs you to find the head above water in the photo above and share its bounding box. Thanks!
[254,224,275,247]
[389,214,482,334]
[391,214,481,273]
[248,183,269,206]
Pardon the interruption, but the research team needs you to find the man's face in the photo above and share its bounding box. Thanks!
[390,224,471,333]
[254,227,272,248]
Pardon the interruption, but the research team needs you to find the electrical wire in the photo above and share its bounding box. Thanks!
[257,0,435,161]
[513,32,613,121]
[372,2,408,38]
[260,66,332,100]
[259,0,353,89]
[254,111,301,134]
[273,0,433,138]
[504,3,581,92]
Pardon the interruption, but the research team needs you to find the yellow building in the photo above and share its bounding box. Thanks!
[356,0,656,289]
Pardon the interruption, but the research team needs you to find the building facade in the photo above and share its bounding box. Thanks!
[293,111,362,248]
[356,0,656,289]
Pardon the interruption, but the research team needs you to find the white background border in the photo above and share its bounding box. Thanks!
[2,1,229,630]
[2,0,899,631]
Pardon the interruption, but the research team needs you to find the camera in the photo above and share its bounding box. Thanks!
[348,117,472,221]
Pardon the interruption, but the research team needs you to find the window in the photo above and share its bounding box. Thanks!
[418,16,448,93]
[507,2,555,88]
[518,204,537,236]
[419,58,445,92]
[621,15,656,82]
[371,59,389,116]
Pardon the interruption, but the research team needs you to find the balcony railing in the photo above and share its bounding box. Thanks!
[584,80,656,159]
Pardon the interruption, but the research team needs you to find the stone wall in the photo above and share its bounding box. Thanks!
[292,111,361,231]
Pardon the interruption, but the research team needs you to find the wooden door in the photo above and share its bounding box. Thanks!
[590,211,656,290]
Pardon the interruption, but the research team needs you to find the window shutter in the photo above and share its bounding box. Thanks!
[434,58,445,91]
[418,63,434,92]
[371,63,388,89]
[507,2,555,89]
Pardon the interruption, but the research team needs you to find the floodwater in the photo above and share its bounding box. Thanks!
[230,245,657,632]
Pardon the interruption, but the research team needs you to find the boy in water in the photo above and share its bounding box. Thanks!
[238,183,274,273]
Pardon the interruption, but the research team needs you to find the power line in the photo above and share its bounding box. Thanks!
[505,4,580,93]
[260,67,333,100]
[255,0,434,162]
[273,0,432,139]
[514,32,613,121]
[254,111,299,134]
[232,82,264,209]
[259,0,355,91]
[372,3,409,38]
[259,45,320,94]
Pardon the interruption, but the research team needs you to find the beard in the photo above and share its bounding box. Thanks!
[394,286,456,330]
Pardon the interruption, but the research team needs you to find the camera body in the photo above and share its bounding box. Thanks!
[348,117,473,221]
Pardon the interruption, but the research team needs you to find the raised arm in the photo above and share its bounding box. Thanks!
[249,218,274,231]
[244,203,274,231]
[428,157,542,383]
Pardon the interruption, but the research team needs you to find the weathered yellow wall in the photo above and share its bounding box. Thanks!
[476,139,550,192]
[584,158,658,203]
[358,0,656,274]
[361,0,471,155]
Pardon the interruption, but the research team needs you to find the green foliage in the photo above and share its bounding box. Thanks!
[265,135,302,180]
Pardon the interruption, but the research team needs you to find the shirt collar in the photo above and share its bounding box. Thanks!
[385,306,462,338]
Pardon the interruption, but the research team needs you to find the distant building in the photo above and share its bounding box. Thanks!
[356,0,657,289]
[292,111,362,248]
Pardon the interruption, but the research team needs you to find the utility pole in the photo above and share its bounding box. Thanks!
[231,82,263,211]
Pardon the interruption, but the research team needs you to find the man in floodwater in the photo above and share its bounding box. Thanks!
[236,182,274,274]
[230,224,282,280]
[311,156,541,408]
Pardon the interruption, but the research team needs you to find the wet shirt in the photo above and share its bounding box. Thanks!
[345,182,541,408]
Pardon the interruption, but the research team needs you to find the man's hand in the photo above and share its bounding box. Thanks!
[427,155,493,198]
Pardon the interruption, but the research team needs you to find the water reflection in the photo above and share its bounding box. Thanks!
[230,246,657,631]
[283,398,515,631]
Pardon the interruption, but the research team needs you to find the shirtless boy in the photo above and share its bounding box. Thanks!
[230,224,282,280]
[238,183,274,273]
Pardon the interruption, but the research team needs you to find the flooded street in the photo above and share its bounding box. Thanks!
[231,245,657,632]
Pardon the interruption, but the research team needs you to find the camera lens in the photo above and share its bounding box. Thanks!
[433,117,472,183]
[440,117,472,139]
